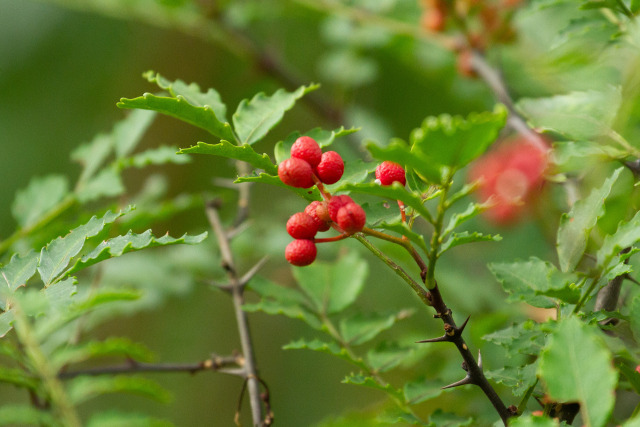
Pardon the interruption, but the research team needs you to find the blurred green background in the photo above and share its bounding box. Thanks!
[1,0,632,425]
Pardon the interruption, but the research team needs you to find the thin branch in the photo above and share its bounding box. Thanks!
[206,200,264,426]
[59,355,243,379]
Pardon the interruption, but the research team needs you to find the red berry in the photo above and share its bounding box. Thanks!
[278,157,315,188]
[304,201,331,232]
[336,202,366,234]
[291,136,322,168]
[375,161,406,186]
[286,212,320,239]
[315,151,344,184]
[285,239,317,266]
[327,195,354,222]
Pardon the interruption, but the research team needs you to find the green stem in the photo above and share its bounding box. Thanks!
[572,276,600,315]
[517,379,538,415]
[362,227,428,280]
[615,0,634,18]
[426,175,453,289]
[12,302,81,427]
[0,195,76,257]
[354,235,430,306]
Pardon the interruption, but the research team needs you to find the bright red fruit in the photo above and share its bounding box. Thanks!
[278,157,315,188]
[327,195,354,222]
[286,212,320,239]
[304,201,331,232]
[469,137,548,225]
[375,161,406,186]
[315,151,344,184]
[291,136,322,167]
[285,239,317,266]
[336,202,366,234]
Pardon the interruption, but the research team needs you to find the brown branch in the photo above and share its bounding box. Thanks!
[59,355,243,379]
[206,199,266,426]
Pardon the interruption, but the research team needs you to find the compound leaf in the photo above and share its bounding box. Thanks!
[235,173,322,202]
[339,309,413,346]
[67,375,171,405]
[439,232,501,255]
[283,339,364,368]
[51,337,155,370]
[38,208,131,286]
[597,209,640,272]
[0,251,39,308]
[342,373,404,401]
[116,146,191,170]
[233,84,319,145]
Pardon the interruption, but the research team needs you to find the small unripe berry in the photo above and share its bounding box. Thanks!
[328,195,354,222]
[304,201,331,232]
[375,161,406,186]
[315,151,344,184]
[286,212,320,239]
[278,157,315,188]
[291,136,322,167]
[336,202,366,234]
[285,239,317,266]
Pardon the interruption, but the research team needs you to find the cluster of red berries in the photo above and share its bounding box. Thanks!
[469,136,549,225]
[278,136,406,266]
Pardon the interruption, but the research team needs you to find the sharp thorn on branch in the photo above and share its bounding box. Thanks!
[416,334,450,344]
[478,350,483,371]
[442,375,473,390]
[457,315,471,335]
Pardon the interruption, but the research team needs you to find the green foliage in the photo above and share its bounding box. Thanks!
[538,317,617,427]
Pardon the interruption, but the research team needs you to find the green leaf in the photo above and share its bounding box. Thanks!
[361,201,402,227]
[72,133,114,184]
[367,342,415,373]
[0,311,15,338]
[283,339,365,368]
[67,375,171,405]
[618,362,640,396]
[235,173,322,202]
[403,379,445,405]
[242,299,323,330]
[232,84,319,145]
[538,316,617,427]
[75,168,125,203]
[116,146,191,170]
[342,373,404,401]
[325,159,376,190]
[516,86,622,140]
[292,250,368,315]
[0,405,57,426]
[336,182,433,223]
[143,70,227,121]
[64,230,207,277]
[509,415,559,426]
[489,258,581,308]
[442,201,492,237]
[51,337,155,370]
[483,321,545,357]
[11,175,69,228]
[0,251,39,308]
[112,109,158,159]
[597,209,640,272]
[367,139,442,185]
[87,411,174,427]
[552,141,628,173]
[376,221,429,253]
[410,104,507,174]
[246,275,308,305]
[44,276,78,313]
[439,232,501,255]
[179,141,277,174]
[117,93,235,142]
[340,309,413,346]
[38,208,130,286]
[485,363,538,397]
[557,167,621,272]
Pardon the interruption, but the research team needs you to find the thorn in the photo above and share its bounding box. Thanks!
[477,350,483,370]
[624,274,640,286]
[416,334,449,343]
[442,375,472,389]
[457,315,471,335]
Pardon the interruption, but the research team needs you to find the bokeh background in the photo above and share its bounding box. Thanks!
[1,0,635,425]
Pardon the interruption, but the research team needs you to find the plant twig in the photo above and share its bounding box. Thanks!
[206,199,265,426]
[59,355,243,379]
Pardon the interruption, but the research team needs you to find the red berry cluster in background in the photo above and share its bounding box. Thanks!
[278,136,366,266]
[469,136,549,225]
